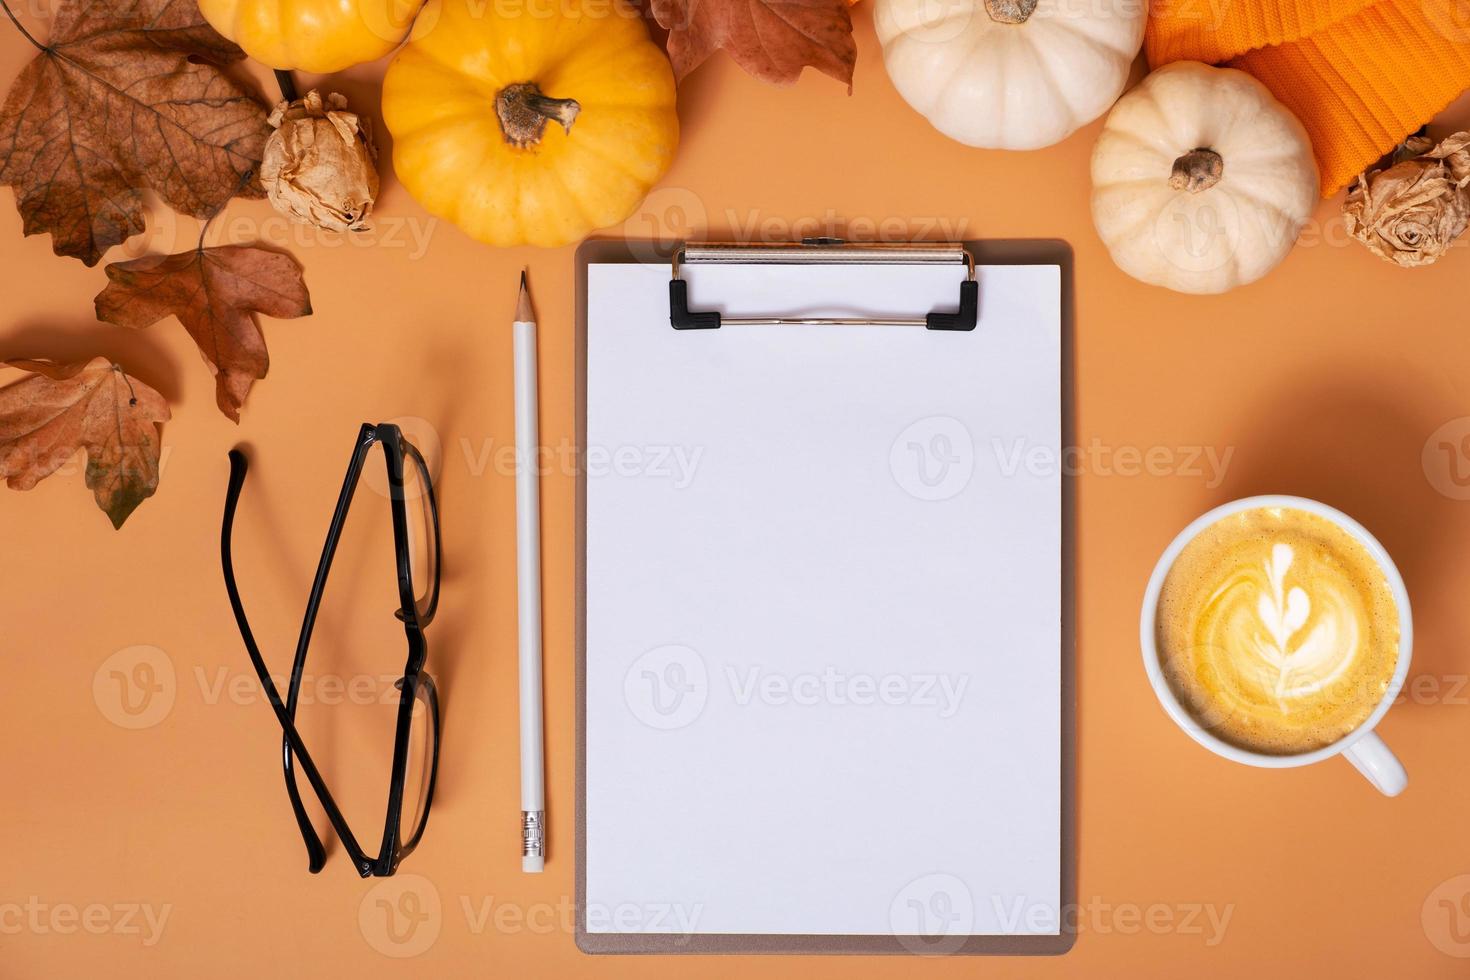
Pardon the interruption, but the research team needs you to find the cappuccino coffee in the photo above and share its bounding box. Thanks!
[1155,506,1400,755]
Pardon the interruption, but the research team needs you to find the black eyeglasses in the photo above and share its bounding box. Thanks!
[220,423,442,878]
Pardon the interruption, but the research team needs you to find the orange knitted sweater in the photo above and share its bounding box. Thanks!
[1146,0,1470,196]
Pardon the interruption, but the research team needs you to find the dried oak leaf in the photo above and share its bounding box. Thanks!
[650,0,855,87]
[0,357,170,529]
[95,245,312,423]
[0,0,270,266]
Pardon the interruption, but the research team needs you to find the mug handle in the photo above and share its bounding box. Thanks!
[1342,732,1407,796]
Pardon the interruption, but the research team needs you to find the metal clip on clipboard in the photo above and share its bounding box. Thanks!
[668,238,979,331]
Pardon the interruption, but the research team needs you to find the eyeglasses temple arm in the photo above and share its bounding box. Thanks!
[276,431,373,872]
[220,449,374,877]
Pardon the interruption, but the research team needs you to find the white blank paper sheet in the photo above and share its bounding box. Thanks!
[582,259,1063,944]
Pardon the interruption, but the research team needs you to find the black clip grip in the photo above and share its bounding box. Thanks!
[926,279,978,332]
[670,279,721,330]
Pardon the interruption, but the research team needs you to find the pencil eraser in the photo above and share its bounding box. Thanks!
[523,854,544,873]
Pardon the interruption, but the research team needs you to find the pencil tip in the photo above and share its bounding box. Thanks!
[515,269,534,322]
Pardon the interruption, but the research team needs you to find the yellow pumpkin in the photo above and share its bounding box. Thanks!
[381,0,679,248]
[197,0,426,73]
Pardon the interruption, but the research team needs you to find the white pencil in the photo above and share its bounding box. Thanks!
[513,271,545,873]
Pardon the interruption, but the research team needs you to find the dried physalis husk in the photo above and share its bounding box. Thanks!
[260,91,379,232]
[1343,131,1470,267]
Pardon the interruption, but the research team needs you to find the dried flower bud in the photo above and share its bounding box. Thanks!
[260,91,379,232]
[1343,131,1470,267]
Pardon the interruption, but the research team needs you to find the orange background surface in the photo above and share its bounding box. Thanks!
[4,7,1470,978]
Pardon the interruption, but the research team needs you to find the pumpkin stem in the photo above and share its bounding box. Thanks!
[495,82,581,150]
[983,0,1037,23]
[1169,148,1224,193]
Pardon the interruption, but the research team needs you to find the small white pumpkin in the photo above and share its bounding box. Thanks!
[875,0,1145,150]
[1091,61,1319,294]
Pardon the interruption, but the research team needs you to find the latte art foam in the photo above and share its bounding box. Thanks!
[1214,542,1361,702]
[1156,507,1400,755]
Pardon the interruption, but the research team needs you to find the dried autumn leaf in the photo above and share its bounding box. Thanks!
[0,357,170,528]
[0,0,270,266]
[650,0,856,87]
[94,245,312,422]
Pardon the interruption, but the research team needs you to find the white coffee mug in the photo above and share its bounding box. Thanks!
[1139,495,1412,796]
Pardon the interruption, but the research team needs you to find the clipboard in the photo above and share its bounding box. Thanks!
[575,238,1076,955]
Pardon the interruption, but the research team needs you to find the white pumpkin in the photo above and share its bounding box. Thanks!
[875,0,1145,150]
[1091,62,1319,294]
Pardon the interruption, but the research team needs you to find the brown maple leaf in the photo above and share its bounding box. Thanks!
[650,0,855,87]
[94,245,312,423]
[0,0,270,266]
[0,357,170,528]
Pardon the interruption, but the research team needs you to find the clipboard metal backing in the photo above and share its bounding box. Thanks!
[575,237,1077,956]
